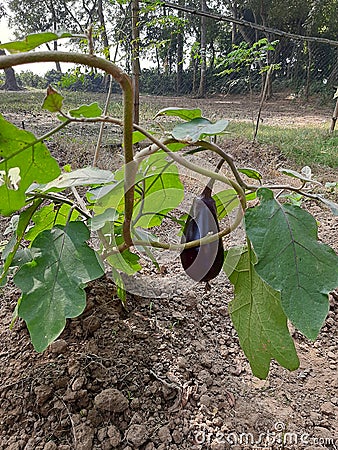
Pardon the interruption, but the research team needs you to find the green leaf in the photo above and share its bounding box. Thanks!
[213,189,239,219]
[37,167,116,192]
[14,222,104,352]
[133,153,184,228]
[213,190,256,220]
[42,85,64,112]
[245,188,338,340]
[238,167,262,182]
[133,228,160,270]
[281,192,303,207]
[110,267,126,304]
[166,142,187,152]
[94,152,183,228]
[154,107,202,121]
[132,130,149,145]
[89,208,119,231]
[0,32,73,53]
[224,246,299,379]
[107,248,142,276]
[318,196,338,216]
[0,115,60,215]
[25,203,79,242]
[172,117,229,143]
[133,187,184,228]
[278,167,321,185]
[69,102,103,118]
[0,200,42,284]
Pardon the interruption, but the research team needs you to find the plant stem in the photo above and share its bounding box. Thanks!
[28,193,92,219]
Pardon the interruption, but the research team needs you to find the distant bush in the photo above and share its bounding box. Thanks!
[17,70,46,89]
[140,68,196,95]
[58,68,121,93]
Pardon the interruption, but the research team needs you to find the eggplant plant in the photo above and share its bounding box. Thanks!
[0,32,338,379]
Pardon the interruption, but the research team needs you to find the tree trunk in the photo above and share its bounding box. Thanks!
[197,0,207,98]
[131,0,140,124]
[98,0,110,57]
[0,50,21,91]
[305,42,312,101]
[330,95,338,134]
[176,0,184,94]
[50,0,62,72]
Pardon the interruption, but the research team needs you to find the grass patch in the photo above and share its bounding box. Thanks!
[0,90,336,168]
[0,89,124,115]
[227,122,338,168]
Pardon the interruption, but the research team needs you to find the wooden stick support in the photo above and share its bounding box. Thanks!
[330,97,338,133]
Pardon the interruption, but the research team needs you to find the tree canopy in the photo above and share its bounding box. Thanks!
[3,0,338,96]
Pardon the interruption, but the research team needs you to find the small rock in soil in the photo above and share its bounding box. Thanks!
[94,388,129,412]
[82,315,101,334]
[34,385,53,406]
[107,424,121,446]
[157,424,172,443]
[43,442,57,450]
[320,402,336,416]
[48,339,68,354]
[74,423,94,450]
[125,424,148,447]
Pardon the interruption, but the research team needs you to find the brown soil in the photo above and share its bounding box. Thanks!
[0,94,337,450]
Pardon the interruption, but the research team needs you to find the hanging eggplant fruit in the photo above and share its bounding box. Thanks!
[180,160,224,286]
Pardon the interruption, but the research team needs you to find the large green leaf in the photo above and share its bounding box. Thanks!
[14,222,104,352]
[94,152,183,227]
[172,117,229,143]
[245,188,338,340]
[224,246,299,379]
[0,32,73,53]
[36,167,116,192]
[25,203,79,242]
[213,189,239,219]
[69,103,103,118]
[154,107,202,121]
[0,115,61,215]
[133,152,184,227]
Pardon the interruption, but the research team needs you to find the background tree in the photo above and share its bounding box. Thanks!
[0,3,21,90]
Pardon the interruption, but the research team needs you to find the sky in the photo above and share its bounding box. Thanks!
[0,18,60,74]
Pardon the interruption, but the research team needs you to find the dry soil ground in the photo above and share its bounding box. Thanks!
[0,93,337,450]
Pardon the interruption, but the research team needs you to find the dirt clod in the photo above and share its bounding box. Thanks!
[125,424,148,447]
[94,388,129,413]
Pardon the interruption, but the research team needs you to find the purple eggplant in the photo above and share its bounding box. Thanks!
[180,184,224,283]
